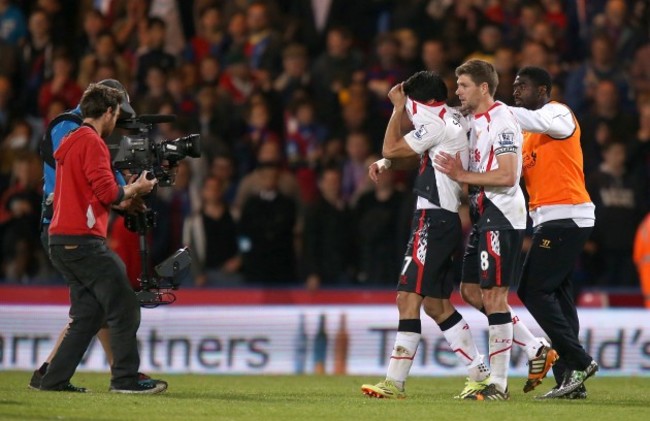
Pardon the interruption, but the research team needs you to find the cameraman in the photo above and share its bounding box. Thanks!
[31,79,155,390]
[39,84,166,394]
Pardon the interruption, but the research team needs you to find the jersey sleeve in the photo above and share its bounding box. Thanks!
[509,103,575,139]
[491,113,521,156]
[403,118,446,154]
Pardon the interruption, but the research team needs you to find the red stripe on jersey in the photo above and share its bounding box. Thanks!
[419,153,429,175]
[486,231,502,286]
[412,101,417,115]
[475,102,501,121]
[438,108,447,119]
[412,210,426,294]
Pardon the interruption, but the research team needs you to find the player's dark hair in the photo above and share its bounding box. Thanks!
[455,59,499,97]
[402,70,448,103]
[80,83,124,119]
[517,66,553,97]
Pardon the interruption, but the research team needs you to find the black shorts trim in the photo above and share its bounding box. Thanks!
[397,209,461,298]
[462,227,524,288]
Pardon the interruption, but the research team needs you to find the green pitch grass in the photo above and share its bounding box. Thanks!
[0,372,648,421]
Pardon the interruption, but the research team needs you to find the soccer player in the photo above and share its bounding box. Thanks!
[511,66,598,398]
[360,70,490,400]
[435,59,537,401]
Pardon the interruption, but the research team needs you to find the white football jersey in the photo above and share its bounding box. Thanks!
[467,101,527,230]
[403,98,469,213]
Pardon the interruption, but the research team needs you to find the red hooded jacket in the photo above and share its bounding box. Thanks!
[49,125,124,243]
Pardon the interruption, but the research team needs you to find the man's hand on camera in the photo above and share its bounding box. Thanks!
[133,171,158,197]
[128,170,158,198]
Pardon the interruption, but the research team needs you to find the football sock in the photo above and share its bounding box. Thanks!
[488,312,513,393]
[438,311,488,381]
[386,319,421,390]
[510,306,547,359]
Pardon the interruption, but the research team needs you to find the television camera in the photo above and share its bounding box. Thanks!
[111,114,200,307]
[112,114,201,187]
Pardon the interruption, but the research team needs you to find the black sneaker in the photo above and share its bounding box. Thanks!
[552,360,598,397]
[39,382,88,393]
[564,384,588,399]
[109,379,168,394]
[28,369,42,390]
[536,383,587,400]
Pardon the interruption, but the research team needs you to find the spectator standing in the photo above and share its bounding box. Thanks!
[285,98,327,204]
[630,42,650,101]
[366,33,408,123]
[627,101,650,209]
[341,130,372,205]
[354,168,409,286]
[302,166,355,290]
[564,33,634,116]
[78,31,131,90]
[135,17,176,95]
[273,43,311,107]
[586,141,645,287]
[38,49,83,118]
[0,151,44,283]
[239,161,298,285]
[311,26,364,126]
[579,79,638,174]
[183,175,242,287]
[244,0,283,79]
[184,4,227,65]
[76,8,107,59]
[21,8,55,117]
[232,141,300,220]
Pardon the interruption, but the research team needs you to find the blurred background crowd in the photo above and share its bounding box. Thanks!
[0,0,649,292]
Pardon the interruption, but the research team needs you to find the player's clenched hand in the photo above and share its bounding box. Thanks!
[387,83,406,109]
[368,158,391,183]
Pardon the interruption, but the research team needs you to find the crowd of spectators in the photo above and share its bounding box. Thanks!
[0,0,649,291]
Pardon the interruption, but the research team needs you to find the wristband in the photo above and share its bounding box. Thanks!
[376,158,392,171]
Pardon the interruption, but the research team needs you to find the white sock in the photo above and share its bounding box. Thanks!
[386,331,420,389]
[510,306,548,360]
[440,316,489,381]
[488,318,513,393]
[467,354,491,382]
